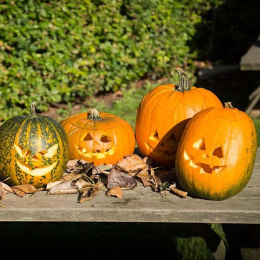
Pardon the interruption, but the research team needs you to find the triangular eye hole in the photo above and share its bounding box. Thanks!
[83,133,93,141]
[44,144,58,158]
[193,138,206,150]
[212,147,223,158]
[14,144,31,157]
[100,135,111,143]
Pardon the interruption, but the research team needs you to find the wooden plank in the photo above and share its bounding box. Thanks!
[0,149,260,223]
[240,35,260,71]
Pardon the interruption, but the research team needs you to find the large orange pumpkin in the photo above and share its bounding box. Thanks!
[175,102,257,200]
[135,68,223,166]
[60,108,136,165]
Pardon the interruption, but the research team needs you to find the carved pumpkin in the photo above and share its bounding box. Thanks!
[135,68,223,166]
[0,102,69,188]
[60,108,136,165]
[175,102,257,200]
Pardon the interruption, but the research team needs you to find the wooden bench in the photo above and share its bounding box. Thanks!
[0,148,260,260]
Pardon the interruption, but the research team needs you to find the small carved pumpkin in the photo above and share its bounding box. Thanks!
[60,108,136,165]
[135,68,223,166]
[0,102,69,188]
[175,102,257,200]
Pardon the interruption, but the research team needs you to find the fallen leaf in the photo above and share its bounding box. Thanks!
[150,167,161,191]
[107,167,137,189]
[47,181,78,195]
[0,187,7,200]
[106,186,123,198]
[136,166,153,186]
[45,181,63,190]
[66,159,87,173]
[0,182,13,193]
[75,178,89,189]
[12,184,40,197]
[60,172,83,182]
[156,169,177,184]
[115,154,147,175]
[78,185,100,203]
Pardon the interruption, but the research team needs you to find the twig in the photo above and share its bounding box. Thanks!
[170,184,188,198]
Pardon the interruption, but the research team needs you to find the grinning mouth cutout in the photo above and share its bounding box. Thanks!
[183,138,226,174]
[16,160,57,176]
[76,145,116,159]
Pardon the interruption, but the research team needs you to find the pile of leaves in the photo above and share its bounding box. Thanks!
[0,154,188,206]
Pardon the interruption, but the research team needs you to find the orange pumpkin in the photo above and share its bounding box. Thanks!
[135,68,223,166]
[60,108,136,165]
[175,102,257,200]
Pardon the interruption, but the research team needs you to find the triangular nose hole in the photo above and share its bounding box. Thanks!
[83,133,93,141]
[212,147,223,158]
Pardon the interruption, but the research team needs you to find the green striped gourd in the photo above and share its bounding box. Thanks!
[0,102,69,188]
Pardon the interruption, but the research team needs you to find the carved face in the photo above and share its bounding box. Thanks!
[14,143,58,177]
[142,119,188,166]
[183,138,226,174]
[76,132,116,160]
[175,105,257,200]
[145,129,178,164]
[60,110,136,165]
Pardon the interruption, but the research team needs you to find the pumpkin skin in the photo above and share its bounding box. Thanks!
[60,108,136,165]
[0,102,69,188]
[135,68,223,166]
[175,102,257,200]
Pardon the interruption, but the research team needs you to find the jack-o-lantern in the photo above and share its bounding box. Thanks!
[175,102,257,200]
[135,68,223,166]
[60,108,136,165]
[0,102,69,188]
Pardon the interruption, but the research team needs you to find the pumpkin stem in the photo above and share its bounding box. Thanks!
[176,68,190,91]
[224,102,234,109]
[88,108,101,120]
[29,102,38,117]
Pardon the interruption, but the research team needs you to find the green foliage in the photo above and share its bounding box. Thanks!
[0,0,219,121]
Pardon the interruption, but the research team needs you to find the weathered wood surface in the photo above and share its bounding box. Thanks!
[240,35,260,71]
[0,149,260,224]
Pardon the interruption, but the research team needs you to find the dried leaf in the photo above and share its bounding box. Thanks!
[0,187,7,200]
[106,186,123,198]
[75,179,89,189]
[156,169,177,184]
[60,172,83,182]
[78,185,100,203]
[107,167,137,189]
[0,182,13,193]
[45,181,63,190]
[96,164,113,175]
[150,168,161,191]
[115,154,147,175]
[12,188,26,197]
[12,184,40,197]
[47,181,78,195]
[136,166,153,186]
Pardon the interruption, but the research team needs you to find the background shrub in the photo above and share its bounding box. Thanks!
[0,0,222,121]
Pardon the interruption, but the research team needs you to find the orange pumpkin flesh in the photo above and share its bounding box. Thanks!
[60,108,136,165]
[175,102,257,200]
[135,68,223,166]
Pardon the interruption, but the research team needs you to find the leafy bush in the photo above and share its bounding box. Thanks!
[0,0,220,120]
